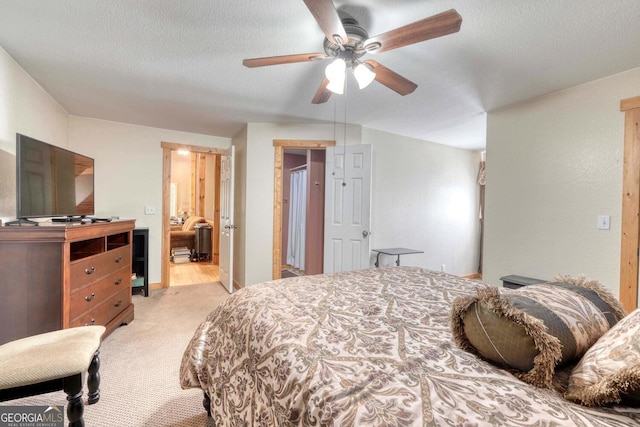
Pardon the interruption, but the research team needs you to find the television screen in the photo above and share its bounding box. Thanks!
[16,134,95,219]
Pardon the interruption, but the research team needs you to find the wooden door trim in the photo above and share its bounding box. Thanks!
[161,146,171,289]
[190,153,197,216]
[272,140,335,280]
[161,141,227,155]
[620,95,640,312]
[160,141,227,289]
[621,97,640,112]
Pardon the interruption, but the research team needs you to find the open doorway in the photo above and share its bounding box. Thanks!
[161,142,227,288]
[272,140,335,280]
[281,148,325,278]
[168,150,220,286]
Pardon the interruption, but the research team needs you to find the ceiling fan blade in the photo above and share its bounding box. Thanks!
[364,60,417,96]
[364,9,462,54]
[243,53,327,68]
[311,77,332,104]
[303,0,348,45]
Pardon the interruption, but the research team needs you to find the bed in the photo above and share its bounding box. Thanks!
[180,266,640,426]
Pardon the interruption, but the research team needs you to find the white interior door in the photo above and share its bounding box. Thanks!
[219,145,235,293]
[324,144,372,273]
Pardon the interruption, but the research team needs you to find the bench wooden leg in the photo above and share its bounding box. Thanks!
[63,374,84,427]
[203,391,211,417]
[87,350,100,405]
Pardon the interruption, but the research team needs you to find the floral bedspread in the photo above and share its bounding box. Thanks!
[180,267,640,426]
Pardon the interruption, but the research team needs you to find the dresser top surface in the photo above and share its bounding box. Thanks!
[0,220,136,242]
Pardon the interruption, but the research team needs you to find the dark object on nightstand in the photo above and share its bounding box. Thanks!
[500,275,545,289]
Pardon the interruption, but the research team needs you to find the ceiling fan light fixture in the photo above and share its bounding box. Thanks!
[325,58,346,94]
[353,62,376,89]
[326,75,345,94]
[325,58,346,81]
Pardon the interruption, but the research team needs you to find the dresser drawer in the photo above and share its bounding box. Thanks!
[69,267,131,319]
[70,287,131,327]
[70,245,130,290]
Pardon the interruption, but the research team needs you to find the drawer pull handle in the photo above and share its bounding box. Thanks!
[114,278,123,285]
[84,319,96,326]
[114,256,123,263]
[85,292,96,302]
[85,266,96,275]
[114,300,123,307]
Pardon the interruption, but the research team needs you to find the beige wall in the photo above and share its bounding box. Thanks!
[68,116,230,285]
[484,67,640,296]
[0,46,69,222]
[363,127,482,276]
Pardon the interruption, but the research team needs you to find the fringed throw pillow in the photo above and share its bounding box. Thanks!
[565,308,640,406]
[450,276,625,388]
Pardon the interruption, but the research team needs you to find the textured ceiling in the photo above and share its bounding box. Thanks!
[0,1,639,150]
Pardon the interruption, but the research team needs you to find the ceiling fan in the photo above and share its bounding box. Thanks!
[242,0,462,104]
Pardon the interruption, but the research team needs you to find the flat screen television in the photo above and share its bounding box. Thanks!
[16,133,95,219]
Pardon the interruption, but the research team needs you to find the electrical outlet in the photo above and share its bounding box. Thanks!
[597,215,610,230]
[145,205,155,215]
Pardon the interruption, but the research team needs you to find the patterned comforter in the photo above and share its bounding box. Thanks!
[180,267,640,426]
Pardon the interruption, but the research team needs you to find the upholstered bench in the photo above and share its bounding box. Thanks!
[0,326,105,427]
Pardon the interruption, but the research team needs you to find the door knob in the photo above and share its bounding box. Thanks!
[362,230,371,238]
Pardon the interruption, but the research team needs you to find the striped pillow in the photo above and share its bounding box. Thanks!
[451,277,626,388]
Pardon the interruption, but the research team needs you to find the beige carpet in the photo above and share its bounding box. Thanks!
[4,282,231,426]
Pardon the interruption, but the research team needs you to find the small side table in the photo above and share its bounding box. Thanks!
[372,248,424,267]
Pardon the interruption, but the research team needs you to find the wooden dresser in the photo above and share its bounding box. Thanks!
[0,220,135,345]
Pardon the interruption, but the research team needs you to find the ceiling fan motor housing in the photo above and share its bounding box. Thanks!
[323,18,369,66]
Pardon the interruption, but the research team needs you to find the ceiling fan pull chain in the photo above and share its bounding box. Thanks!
[333,101,336,143]
[342,76,348,188]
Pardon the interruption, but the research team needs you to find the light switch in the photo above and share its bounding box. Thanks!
[597,215,610,230]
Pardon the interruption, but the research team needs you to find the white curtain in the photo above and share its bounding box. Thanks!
[287,169,307,270]
[477,160,486,274]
